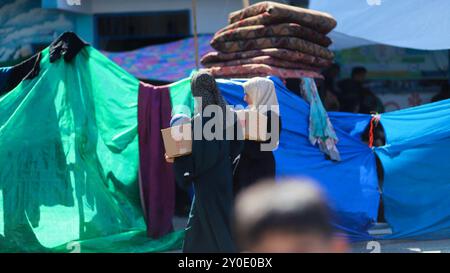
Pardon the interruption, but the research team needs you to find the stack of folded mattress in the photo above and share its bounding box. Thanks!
[201,1,336,79]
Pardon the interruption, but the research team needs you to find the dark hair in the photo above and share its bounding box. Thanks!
[330,63,341,71]
[322,63,340,77]
[442,82,449,93]
[351,66,367,78]
[233,180,335,250]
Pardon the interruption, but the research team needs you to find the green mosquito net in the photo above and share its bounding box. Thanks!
[0,47,184,252]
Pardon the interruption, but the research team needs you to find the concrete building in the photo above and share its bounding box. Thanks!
[0,0,308,63]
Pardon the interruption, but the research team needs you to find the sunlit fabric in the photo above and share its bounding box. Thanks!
[375,99,450,239]
[0,46,184,252]
[310,0,450,50]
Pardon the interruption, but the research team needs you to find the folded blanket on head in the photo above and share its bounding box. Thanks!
[201,48,332,68]
[211,23,332,48]
[202,2,336,81]
[228,1,336,34]
[211,36,334,60]
[202,55,321,71]
[203,64,323,79]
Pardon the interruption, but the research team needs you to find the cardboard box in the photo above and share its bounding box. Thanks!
[161,123,192,158]
[236,110,269,142]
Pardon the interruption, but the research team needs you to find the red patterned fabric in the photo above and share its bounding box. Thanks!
[202,2,336,81]
[202,55,321,72]
[203,64,323,79]
[211,23,332,48]
[228,1,336,34]
[201,48,332,68]
[211,35,334,60]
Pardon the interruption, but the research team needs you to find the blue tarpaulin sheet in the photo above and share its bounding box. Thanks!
[375,99,450,239]
[218,76,450,241]
[218,77,380,240]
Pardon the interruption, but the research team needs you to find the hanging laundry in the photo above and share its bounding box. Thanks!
[0,33,184,252]
[0,53,41,97]
[300,78,340,161]
[137,77,196,239]
[0,67,12,96]
[138,82,175,238]
[49,31,89,63]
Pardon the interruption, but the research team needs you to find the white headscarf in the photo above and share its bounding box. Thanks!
[242,77,279,111]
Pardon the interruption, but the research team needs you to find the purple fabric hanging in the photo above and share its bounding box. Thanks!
[138,82,175,238]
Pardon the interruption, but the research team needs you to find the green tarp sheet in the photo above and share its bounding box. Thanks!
[0,46,184,252]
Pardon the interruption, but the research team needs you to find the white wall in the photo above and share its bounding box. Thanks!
[89,0,245,34]
[45,0,290,35]
[45,0,253,34]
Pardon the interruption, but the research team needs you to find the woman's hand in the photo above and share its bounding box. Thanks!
[165,154,174,163]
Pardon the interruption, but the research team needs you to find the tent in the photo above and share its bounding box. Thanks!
[310,0,450,51]
[102,35,214,82]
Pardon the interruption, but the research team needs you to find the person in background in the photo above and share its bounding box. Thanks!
[319,63,341,111]
[323,63,341,96]
[338,66,384,114]
[315,78,340,112]
[233,179,349,253]
[431,82,450,103]
[168,114,195,217]
[337,66,368,113]
[359,87,385,114]
[170,71,243,253]
[323,88,341,112]
[284,78,302,98]
[233,77,281,195]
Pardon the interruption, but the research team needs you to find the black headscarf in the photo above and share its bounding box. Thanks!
[191,71,228,115]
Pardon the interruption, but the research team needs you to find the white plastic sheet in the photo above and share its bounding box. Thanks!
[310,0,450,50]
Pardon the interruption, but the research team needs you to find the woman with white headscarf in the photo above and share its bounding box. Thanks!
[233,77,281,194]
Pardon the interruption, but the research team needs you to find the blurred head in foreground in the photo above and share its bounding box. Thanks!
[233,179,348,253]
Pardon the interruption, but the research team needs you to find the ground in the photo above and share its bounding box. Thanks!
[352,223,449,253]
[172,218,450,253]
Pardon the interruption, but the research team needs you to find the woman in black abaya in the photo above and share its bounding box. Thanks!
[233,77,281,194]
[171,71,242,253]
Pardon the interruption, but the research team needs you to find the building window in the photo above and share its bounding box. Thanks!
[96,10,190,52]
